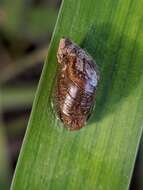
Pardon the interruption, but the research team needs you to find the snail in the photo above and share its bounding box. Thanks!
[54,38,100,131]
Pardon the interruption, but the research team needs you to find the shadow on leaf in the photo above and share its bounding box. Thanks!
[81,22,143,123]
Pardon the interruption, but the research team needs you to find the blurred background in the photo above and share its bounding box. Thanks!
[0,0,142,189]
[0,0,61,189]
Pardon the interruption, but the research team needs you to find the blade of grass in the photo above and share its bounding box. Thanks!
[11,0,143,189]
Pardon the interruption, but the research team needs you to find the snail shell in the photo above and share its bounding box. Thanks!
[54,38,100,131]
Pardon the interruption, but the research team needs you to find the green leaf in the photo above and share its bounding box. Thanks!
[11,0,143,189]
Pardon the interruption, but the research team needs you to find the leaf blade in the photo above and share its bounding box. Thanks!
[11,0,143,189]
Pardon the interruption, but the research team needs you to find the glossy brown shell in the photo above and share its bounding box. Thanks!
[54,38,100,131]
